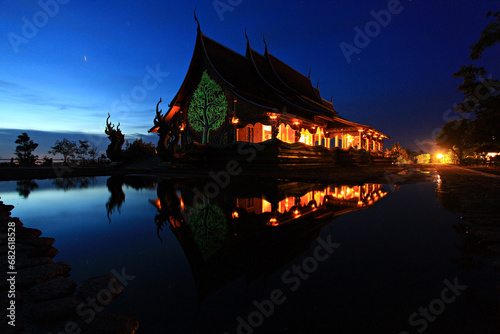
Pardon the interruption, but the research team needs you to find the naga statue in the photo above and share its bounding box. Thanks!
[153,98,183,161]
[105,113,125,161]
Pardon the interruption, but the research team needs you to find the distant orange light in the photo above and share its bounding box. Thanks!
[232,211,239,219]
[155,199,162,210]
[232,117,239,124]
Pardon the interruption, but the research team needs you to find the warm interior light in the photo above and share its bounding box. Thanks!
[231,117,239,124]
[437,154,444,159]
[232,211,239,219]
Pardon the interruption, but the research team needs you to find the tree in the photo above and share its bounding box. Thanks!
[14,133,38,165]
[452,7,500,146]
[384,142,411,164]
[469,9,500,61]
[123,138,155,159]
[88,141,99,162]
[75,140,90,163]
[49,139,77,164]
[436,119,473,162]
[188,70,228,144]
[416,154,431,164]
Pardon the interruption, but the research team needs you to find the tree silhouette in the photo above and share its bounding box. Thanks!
[436,119,473,162]
[188,70,228,144]
[49,138,77,164]
[14,133,38,165]
[453,7,499,146]
[75,140,90,163]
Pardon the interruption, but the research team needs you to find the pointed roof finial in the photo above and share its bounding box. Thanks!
[263,33,268,53]
[194,7,200,31]
[308,67,311,79]
[330,94,334,103]
[316,78,320,89]
[245,27,249,45]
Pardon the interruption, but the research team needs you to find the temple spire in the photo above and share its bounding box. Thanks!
[308,67,311,79]
[245,27,249,46]
[194,8,200,31]
[263,33,268,53]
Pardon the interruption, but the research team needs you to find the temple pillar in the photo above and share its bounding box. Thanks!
[271,124,279,139]
[295,129,301,143]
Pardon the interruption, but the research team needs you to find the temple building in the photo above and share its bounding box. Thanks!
[151,21,389,159]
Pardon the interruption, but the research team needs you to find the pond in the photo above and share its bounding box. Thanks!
[1,172,498,334]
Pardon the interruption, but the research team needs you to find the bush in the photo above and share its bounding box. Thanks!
[123,138,155,160]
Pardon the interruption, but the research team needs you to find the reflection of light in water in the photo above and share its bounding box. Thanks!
[231,184,389,225]
[268,217,278,226]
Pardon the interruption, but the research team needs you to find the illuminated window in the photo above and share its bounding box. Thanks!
[263,125,272,141]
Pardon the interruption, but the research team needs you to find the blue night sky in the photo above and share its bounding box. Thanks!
[1,0,499,159]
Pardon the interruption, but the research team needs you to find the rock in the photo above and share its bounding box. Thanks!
[23,277,77,303]
[83,314,139,334]
[16,227,42,240]
[0,252,28,267]
[0,262,71,288]
[27,246,59,259]
[31,296,81,322]
[0,219,23,229]
[0,211,11,218]
[79,274,122,303]
[17,256,55,270]
[0,243,34,254]
[24,237,55,247]
[0,204,14,212]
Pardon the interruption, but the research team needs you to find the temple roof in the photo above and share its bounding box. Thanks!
[166,26,389,138]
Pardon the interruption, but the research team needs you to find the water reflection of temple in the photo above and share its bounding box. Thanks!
[236,183,387,226]
[152,179,389,300]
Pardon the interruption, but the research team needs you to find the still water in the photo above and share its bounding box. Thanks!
[1,173,499,334]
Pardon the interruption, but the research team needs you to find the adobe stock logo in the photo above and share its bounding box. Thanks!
[399,277,468,334]
[339,0,407,64]
[213,0,243,22]
[224,235,340,334]
[8,0,70,54]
